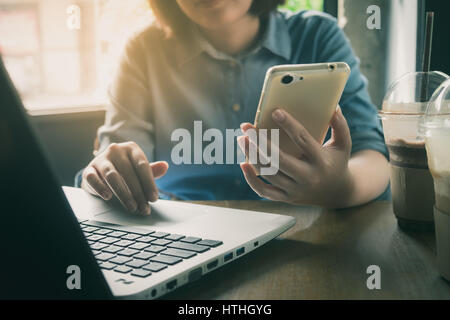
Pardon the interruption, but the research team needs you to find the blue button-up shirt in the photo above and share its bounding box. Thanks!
[87,10,388,200]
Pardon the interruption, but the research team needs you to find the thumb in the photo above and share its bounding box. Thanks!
[151,161,169,178]
[326,106,351,152]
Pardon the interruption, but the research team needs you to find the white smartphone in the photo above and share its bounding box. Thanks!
[254,62,350,158]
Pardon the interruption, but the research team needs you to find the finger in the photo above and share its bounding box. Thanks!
[151,161,169,179]
[83,166,112,200]
[257,166,296,191]
[114,154,151,215]
[239,135,310,182]
[237,135,259,165]
[325,106,352,152]
[240,122,255,133]
[240,163,288,202]
[128,145,159,203]
[95,161,138,213]
[241,123,278,164]
[272,108,323,163]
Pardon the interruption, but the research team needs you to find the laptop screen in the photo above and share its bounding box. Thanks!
[0,56,112,299]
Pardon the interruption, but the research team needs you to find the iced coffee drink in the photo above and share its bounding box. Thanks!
[426,131,450,214]
[386,138,435,225]
[423,99,450,215]
[380,72,449,230]
[422,81,450,280]
[426,134,450,281]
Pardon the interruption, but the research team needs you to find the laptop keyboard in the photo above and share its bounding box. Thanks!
[79,220,223,278]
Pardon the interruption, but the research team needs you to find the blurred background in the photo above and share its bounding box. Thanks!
[0,0,448,185]
[0,0,323,112]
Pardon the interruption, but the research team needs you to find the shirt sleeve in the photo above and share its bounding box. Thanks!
[315,16,388,159]
[97,34,156,161]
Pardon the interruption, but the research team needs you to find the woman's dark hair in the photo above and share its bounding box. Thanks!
[148,0,285,36]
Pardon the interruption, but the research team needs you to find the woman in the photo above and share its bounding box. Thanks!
[78,0,390,215]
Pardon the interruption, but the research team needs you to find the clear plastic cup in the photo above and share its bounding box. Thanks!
[421,78,450,280]
[379,71,449,230]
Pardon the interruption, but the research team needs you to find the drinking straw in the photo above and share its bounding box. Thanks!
[420,12,434,102]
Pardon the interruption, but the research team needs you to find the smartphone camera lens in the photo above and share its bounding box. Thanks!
[281,75,294,84]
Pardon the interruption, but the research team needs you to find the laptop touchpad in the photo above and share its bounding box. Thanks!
[93,201,202,228]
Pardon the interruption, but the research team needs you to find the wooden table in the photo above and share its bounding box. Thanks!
[165,200,450,299]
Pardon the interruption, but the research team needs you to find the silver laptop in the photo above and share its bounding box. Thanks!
[0,55,295,299]
[65,186,295,299]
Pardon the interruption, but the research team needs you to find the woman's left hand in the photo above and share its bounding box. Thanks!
[238,106,355,208]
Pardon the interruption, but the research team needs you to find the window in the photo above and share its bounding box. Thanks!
[1,0,152,113]
[1,0,323,114]
[280,0,323,12]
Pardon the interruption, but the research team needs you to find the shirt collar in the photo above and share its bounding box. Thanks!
[261,11,292,61]
[171,22,218,67]
[173,11,292,67]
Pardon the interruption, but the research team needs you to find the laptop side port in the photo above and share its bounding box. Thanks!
[188,267,203,282]
[166,279,177,290]
[224,252,233,262]
[254,241,259,247]
[236,247,245,256]
[206,259,218,270]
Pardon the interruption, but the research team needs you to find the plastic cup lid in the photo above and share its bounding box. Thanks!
[419,78,450,136]
[380,71,449,116]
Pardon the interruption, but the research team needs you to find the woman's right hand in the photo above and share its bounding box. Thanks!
[81,141,169,215]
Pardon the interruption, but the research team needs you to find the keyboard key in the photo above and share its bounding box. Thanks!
[151,239,172,246]
[109,256,132,265]
[165,234,185,241]
[131,269,152,278]
[88,240,95,245]
[144,245,166,253]
[87,234,106,241]
[126,259,149,268]
[143,262,167,272]
[90,242,108,250]
[99,237,120,244]
[114,265,132,274]
[103,245,122,254]
[133,252,155,260]
[122,233,141,240]
[151,232,170,238]
[168,242,210,253]
[136,236,156,243]
[92,250,101,256]
[197,240,223,247]
[82,221,154,235]
[83,232,92,237]
[117,248,139,257]
[150,255,182,265]
[181,236,202,243]
[82,226,99,233]
[162,248,196,259]
[96,252,116,261]
[108,231,127,238]
[100,262,116,270]
[129,242,151,250]
[114,240,135,247]
[94,228,113,235]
